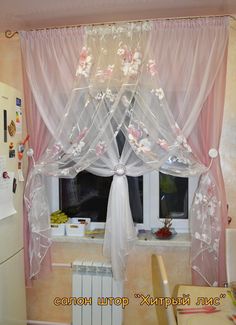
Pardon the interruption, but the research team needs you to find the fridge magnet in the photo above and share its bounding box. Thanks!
[8,120,16,137]
[2,171,10,179]
[17,161,24,182]
[9,142,15,158]
[0,169,17,220]
[17,134,29,160]
[12,177,17,193]
[15,98,22,135]
[17,169,24,182]
[3,109,7,142]
[16,97,21,107]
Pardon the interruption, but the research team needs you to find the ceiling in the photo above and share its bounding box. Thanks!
[1,0,236,33]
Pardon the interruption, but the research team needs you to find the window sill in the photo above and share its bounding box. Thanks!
[52,231,191,247]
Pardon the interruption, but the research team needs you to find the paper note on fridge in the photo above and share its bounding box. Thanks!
[0,171,17,220]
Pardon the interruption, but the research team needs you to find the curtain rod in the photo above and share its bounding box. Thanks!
[4,14,236,38]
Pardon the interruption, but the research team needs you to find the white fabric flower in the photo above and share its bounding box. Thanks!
[137,138,151,153]
[151,88,164,100]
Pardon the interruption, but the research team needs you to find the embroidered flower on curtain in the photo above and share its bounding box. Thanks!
[96,141,107,156]
[95,88,117,103]
[76,127,88,142]
[96,65,114,82]
[76,47,93,78]
[117,43,142,77]
[147,59,157,76]
[69,127,88,144]
[127,123,151,153]
[51,143,63,155]
[151,88,165,100]
[69,142,85,156]
[191,172,221,286]
[157,138,169,151]
[173,122,192,152]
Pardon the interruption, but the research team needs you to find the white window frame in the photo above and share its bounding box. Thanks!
[141,171,199,233]
[45,172,199,234]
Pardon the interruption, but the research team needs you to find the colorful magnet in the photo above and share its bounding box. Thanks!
[17,134,30,160]
[9,142,16,158]
[8,120,16,137]
[9,149,15,158]
[13,177,17,193]
[2,171,10,179]
[16,97,21,107]
[3,110,7,142]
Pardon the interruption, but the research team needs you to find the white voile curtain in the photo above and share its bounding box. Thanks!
[20,28,85,134]
[20,17,229,284]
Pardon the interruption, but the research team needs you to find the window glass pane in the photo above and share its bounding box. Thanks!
[159,172,188,219]
[59,172,143,223]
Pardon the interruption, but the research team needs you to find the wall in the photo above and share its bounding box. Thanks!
[0,33,24,93]
[26,241,191,325]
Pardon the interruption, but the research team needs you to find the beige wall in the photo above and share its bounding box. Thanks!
[0,33,23,93]
[26,242,191,325]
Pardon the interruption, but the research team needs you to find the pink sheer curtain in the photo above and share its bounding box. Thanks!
[21,27,84,282]
[150,17,229,286]
[22,66,52,285]
[189,48,228,285]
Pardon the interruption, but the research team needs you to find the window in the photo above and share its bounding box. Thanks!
[59,171,143,224]
[46,170,199,233]
[144,171,199,232]
[159,172,188,220]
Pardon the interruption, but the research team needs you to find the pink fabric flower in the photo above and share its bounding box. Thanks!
[76,47,92,77]
[147,59,157,76]
[128,125,142,141]
[157,138,169,151]
[96,141,106,156]
[76,127,88,142]
[52,143,62,154]
[79,47,88,62]
[137,138,151,153]
[117,45,142,76]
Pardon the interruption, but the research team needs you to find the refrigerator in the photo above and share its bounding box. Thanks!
[0,82,27,325]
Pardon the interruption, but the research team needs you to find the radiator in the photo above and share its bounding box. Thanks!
[72,261,124,325]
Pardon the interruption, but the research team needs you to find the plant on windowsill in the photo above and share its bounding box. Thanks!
[155,217,173,239]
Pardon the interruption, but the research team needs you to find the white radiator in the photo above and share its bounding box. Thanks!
[72,261,124,325]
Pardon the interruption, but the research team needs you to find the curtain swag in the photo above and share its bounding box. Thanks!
[20,16,229,285]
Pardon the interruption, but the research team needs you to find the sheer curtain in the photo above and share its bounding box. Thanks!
[22,65,52,284]
[20,27,85,135]
[188,49,228,286]
[20,17,229,285]
[20,27,84,279]
[149,18,229,285]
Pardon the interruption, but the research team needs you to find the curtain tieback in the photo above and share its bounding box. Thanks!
[114,164,126,176]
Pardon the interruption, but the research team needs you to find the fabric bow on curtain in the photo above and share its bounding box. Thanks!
[20,17,229,285]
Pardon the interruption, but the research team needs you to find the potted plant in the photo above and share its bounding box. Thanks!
[155,217,173,239]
